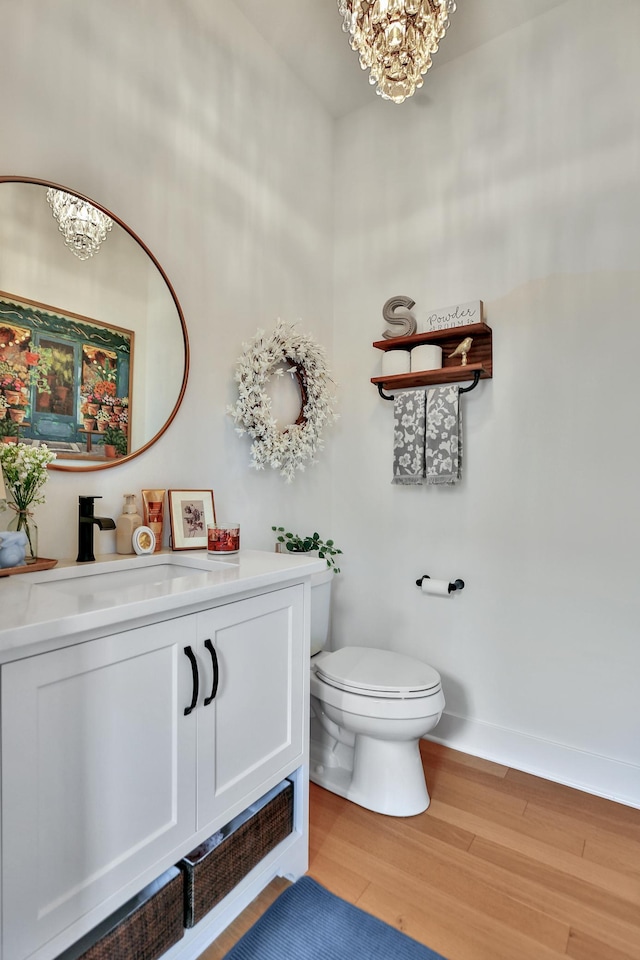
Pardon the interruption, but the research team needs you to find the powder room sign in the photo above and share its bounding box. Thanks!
[423,300,483,332]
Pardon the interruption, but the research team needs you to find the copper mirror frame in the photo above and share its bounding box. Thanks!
[0,176,189,471]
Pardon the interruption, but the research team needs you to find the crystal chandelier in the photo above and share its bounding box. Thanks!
[338,0,456,104]
[46,188,113,260]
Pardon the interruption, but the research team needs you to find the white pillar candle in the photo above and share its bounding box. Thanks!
[411,344,443,372]
[381,349,411,376]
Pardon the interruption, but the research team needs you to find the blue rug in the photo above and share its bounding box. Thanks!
[223,876,447,959]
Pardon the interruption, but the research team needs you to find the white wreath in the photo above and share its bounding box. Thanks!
[228,320,338,482]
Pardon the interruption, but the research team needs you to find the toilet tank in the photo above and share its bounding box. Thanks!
[310,567,333,656]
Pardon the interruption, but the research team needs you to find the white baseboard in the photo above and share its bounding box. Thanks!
[426,711,640,810]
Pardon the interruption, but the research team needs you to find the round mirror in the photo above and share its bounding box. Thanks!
[0,176,189,470]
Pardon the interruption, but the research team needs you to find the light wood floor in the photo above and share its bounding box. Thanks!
[202,742,640,960]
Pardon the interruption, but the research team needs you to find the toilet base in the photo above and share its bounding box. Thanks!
[309,716,430,817]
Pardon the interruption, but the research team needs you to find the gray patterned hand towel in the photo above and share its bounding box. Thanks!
[392,390,426,484]
[425,385,462,484]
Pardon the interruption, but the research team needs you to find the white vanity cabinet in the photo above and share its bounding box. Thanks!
[1,617,197,960]
[194,586,304,829]
[1,579,306,960]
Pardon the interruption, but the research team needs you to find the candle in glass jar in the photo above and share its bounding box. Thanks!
[207,522,240,555]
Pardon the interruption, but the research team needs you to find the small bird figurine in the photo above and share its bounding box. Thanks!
[448,336,473,366]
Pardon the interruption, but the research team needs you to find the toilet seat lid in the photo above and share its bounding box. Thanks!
[315,647,441,699]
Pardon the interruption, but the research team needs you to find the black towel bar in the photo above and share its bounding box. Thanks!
[378,370,481,401]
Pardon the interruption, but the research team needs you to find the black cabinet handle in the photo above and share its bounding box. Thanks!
[183,645,199,716]
[204,639,219,706]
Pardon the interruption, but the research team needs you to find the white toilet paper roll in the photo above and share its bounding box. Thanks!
[411,344,443,372]
[421,578,450,597]
[381,349,411,376]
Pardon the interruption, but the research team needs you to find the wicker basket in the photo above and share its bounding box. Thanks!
[57,866,184,960]
[179,779,294,927]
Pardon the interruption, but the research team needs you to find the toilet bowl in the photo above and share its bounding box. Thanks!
[309,570,445,817]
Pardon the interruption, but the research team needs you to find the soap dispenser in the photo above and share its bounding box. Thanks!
[116,494,142,555]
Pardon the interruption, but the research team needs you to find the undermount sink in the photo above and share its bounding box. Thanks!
[35,563,208,597]
[27,552,237,595]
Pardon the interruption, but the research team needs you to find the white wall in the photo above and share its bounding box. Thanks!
[331,0,640,805]
[0,0,335,559]
[2,0,638,807]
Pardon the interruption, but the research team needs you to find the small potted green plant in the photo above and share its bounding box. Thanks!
[272,526,342,573]
[0,418,19,443]
[101,425,128,458]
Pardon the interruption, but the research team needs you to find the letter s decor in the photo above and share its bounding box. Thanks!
[381,295,417,339]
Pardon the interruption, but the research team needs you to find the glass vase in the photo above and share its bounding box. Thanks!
[8,510,38,563]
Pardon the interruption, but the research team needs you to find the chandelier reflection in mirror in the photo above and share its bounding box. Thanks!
[338,0,456,104]
[46,188,114,260]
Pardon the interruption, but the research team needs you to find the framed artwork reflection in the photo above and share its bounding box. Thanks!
[0,290,132,459]
[168,489,216,550]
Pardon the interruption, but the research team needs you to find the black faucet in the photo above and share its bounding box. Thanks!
[77,496,116,563]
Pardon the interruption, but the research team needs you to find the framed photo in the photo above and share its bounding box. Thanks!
[168,489,216,550]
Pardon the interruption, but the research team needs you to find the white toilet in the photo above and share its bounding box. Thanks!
[309,569,445,817]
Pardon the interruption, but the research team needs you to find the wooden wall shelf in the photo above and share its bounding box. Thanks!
[371,322,492,396]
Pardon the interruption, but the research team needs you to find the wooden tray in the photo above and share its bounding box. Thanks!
[0,557,58,578]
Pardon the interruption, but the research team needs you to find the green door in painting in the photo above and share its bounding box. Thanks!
[29,335,82,445]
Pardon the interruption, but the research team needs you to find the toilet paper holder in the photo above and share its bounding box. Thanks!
[416,575,465,593]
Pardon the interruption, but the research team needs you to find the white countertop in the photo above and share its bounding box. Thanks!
[0,549,326,663]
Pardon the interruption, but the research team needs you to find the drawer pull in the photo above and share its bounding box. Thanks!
[204,639,219,705]
[183,646,199,715]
